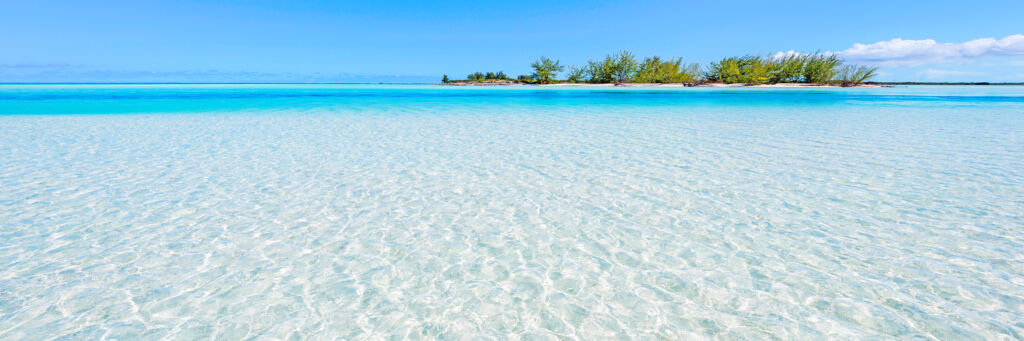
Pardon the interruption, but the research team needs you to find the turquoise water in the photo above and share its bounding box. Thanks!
[1,84,1022,339]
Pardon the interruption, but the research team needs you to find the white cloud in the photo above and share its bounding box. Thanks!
[837,34,1024,66]
[770,50,805,60]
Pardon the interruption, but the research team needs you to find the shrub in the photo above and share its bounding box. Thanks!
[706,57,743,83]
[449,49,875,85]
[517,74,536,83]
[678,62,701,83]
[634,56,672,83]
[609,50,638,83]
[769,54,805,83]
[802,53,842,84]
[632,57,703,83]
[566,66,586,83]
[739,55,771,84]
[585,59,612,83]
[836,64,879,86]
[530,56,564,84]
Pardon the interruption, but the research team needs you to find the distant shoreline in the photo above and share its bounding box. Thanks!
[1,82,1019,86]
[866,82,1024,86]
[439,81,890,88]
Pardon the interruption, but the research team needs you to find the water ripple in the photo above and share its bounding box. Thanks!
[1,86,1023,339]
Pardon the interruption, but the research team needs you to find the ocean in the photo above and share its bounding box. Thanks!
[1,84,1022,339]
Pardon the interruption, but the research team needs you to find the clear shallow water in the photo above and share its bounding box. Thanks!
[1,84,1022,339]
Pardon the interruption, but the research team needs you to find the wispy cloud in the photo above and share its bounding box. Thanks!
[838,34,1024,66]
[770,50,811,60]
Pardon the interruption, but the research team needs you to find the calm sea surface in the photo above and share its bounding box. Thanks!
[1,84,1022,339]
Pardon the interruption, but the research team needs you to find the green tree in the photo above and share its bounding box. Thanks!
[608,50,638,83]
[836,64,879,86]
[566,65,586,83]
[739,55,770,84]
[768,54,805,83]
[585,60,611,83]
[634,56,697,83]
[707,57,744,83]
[678,62,701,83]
[705,56,773,84]
[530,56,564,84]
[442,74,449,83]
[802,53,842,84]
[634,56,667,83]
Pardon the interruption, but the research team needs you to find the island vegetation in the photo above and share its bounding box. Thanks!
[443,50,880,87]
[865,82,1024,86]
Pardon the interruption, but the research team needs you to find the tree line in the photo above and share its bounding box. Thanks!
[444,50,878,86]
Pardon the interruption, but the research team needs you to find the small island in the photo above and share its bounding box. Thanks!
[441,50,881,87]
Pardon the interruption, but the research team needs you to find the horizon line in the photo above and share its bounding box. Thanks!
[3,82,1024,85]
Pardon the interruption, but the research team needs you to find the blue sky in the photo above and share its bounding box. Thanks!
[2,0,1023,82]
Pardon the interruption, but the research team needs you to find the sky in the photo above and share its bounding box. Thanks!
[2,0,1023,83]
